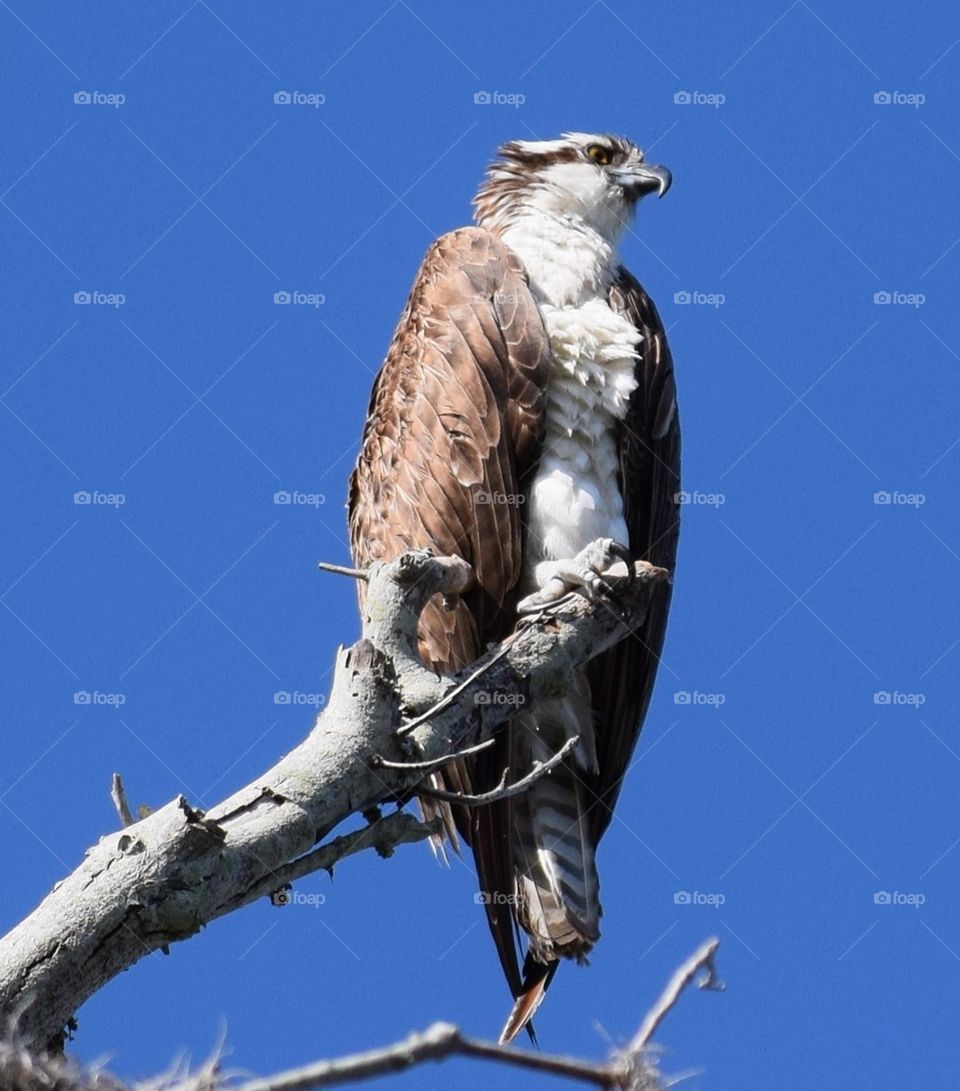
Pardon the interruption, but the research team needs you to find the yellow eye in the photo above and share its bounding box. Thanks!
[586,143,612,166]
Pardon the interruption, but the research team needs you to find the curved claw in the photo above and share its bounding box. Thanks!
[606,541,636,590]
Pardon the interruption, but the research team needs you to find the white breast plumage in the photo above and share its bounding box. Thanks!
[526,301,637,577]
[500,214,639,588]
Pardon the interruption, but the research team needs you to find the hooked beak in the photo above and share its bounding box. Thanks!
[612,161,672,199]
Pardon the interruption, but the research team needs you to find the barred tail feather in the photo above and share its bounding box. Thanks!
[510,684,602,965]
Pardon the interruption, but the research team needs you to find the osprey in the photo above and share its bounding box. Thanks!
[348,132,680,1041]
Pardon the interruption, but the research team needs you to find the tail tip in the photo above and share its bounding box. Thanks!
[497,962,556,1045]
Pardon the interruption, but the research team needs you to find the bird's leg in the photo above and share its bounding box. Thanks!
[516,537,635,617]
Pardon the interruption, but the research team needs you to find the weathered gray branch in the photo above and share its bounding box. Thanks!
[0,547,667,1052]
[232,938,721,1090]
[0,939,720,1091]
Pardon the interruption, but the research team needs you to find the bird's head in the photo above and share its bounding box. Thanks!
[473,132,671,240]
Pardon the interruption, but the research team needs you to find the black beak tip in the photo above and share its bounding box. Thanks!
[655,167,673,198]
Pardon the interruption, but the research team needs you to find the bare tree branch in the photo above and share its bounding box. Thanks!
[394,643,514,736]
[630,936,724,1052]
[232,1023,620,1091]
[212,810,439,917]
[110,774,134,828]
[369,736,495,773]
[316,561,369,580]
[0,547,667,1052]
[0,939,720,1091]
[414,735,580,806]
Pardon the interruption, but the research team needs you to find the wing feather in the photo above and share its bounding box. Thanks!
[585,268,681,842]
[348,226,552,997]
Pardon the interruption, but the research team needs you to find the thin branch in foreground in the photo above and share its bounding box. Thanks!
[230,1024,618,1091]
[629,936,724,1052]
[213,811,438,917]
[317,561,370,580]
[110,774,133,828]
[226,938,722,1091]
[369,736,496,773]
[395,643,514,736]
[414,736,580,807]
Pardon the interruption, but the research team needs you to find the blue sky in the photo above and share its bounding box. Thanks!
[1,1,958,1087]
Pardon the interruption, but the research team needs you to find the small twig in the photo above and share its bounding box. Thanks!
[212,812,438,917]
[317,561,369,580]
[110,774,134,828]
[629,936,723,1052]
[370,736,496,773]
[415,736,580,807]
[396,643,514,736]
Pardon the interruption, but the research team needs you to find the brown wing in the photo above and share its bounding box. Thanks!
[348,225,551,995]
[585,267,681,842]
